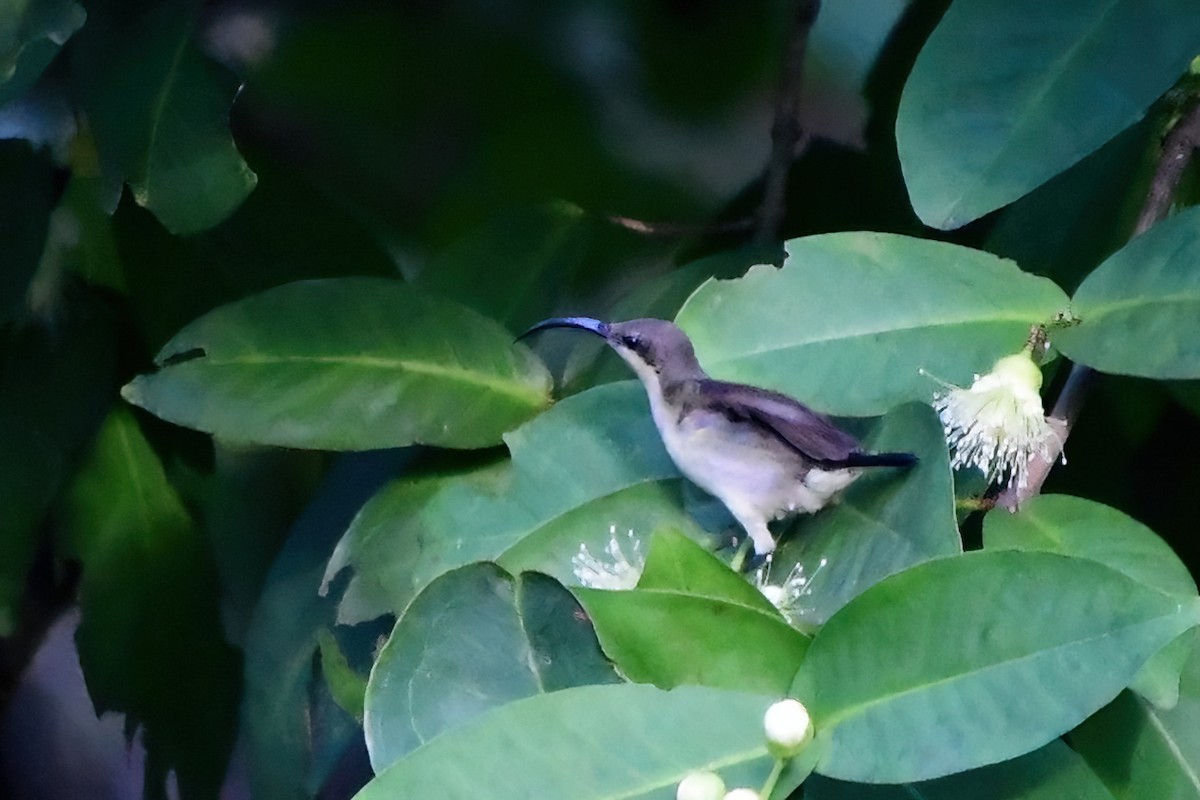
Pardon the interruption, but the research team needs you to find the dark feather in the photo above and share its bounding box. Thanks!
[695,380,864,465]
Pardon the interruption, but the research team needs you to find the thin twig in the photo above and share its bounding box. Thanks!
[999,100,1200,509]
[755,0,821,247]
[605,214,755,238]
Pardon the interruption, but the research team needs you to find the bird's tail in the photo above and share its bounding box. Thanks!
[840,451,919,468]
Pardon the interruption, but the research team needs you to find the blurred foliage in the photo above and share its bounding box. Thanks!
[2,1,1200,799]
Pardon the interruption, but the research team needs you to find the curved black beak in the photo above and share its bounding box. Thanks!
[516,316,611,342]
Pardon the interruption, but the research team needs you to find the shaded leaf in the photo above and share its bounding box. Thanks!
[897,0,1200,228]
[61,408,240,799]
[0,139,54,326]
[73,0,256,233]
[1053,206,1200,379]
[353,684,806,800]
[1073,641,1200,800]
[364,564,618,772]
[676,232,1067,416]
[575,531,809,695]
[0,0,85,105]
[792,550,1200,784]
[241,450,407,800]
[122,278,551,450]
[324,381,714,624]
[770,402,960,630]
[317,628,367,723]
[0,291,116,634]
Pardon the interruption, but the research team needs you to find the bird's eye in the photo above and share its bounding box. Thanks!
[624,334,642,350]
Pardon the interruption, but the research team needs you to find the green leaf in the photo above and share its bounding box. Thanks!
[792,550,1200,784]
[675,232,1067,416]
[61,408,240,799]
[0,0,85,105]
[72,0,256,234]
[364,564,618,772]
[769,402,960,630]
[1053,206,1200,378]
[324,381,714,624]
[317,628,367,723]
[418,202,605,332]
[807,739,1114,800]
[0,140,54,326]
[0,293,116,634]
[575,533,810,693]
[985,494,1199,709]
[635,528,778,615]
[984,494,1196,600]
[1073,642,1200,800]
[897,0,1200,229]
[353,684,799,800]
[122,278,552,450]
[242,450,405,800]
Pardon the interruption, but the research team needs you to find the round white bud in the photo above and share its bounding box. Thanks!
[723,789,760,800]
[676,771,726,800]
[763,698,813,759]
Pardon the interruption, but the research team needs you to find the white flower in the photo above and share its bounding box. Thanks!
[763,699,813,758]
[571,526,644,589]
[928,351,1060,491]
[753,558,827,628]
[676,771,726,800]
[723,789,760,800]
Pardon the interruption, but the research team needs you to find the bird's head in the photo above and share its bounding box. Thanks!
[518,317,705,384]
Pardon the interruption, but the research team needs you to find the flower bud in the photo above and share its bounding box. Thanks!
[763,698,813,759]
[676,771,726,800]
[723,789,760,800]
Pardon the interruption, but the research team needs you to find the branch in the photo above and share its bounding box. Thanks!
[998,100,1200,509]
[605,214,755,238]
[755,0,821,247]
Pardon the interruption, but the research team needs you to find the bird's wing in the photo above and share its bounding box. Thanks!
[696,380,863,465]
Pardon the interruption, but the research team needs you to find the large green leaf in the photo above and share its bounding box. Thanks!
[1053,206,1200,378]
[0,292,116,634]
[72,0,256,234]
[897,0,1200,229]
[1073,642,1200,800]
[675,232,1067,416]
[365,564,618,772]
[807,740,1114,800]
[61,408,240,799]
[768,402,959,631]
[792,550,1200,784]
[573,530,808,694]
[985,494,1198,709]
[0,0,85,105]
[122,278,551,450]
[323,381,715,624]
[353,684,809,800]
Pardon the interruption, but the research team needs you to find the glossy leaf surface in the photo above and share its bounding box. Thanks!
[323,381,712,624]
[793,550,1200,784]
[1054,206,1200,378]
[897,0,1200,228]
[123,278,551,450]
[365,564,617,772]
[574,530,808,694]
[676,232,1067,416]
[354,684,803,800]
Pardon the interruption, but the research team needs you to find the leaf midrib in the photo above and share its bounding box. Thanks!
[167,351,547,404]
[820,607,1191,730]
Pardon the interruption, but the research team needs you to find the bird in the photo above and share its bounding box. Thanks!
[518,316,916,557]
